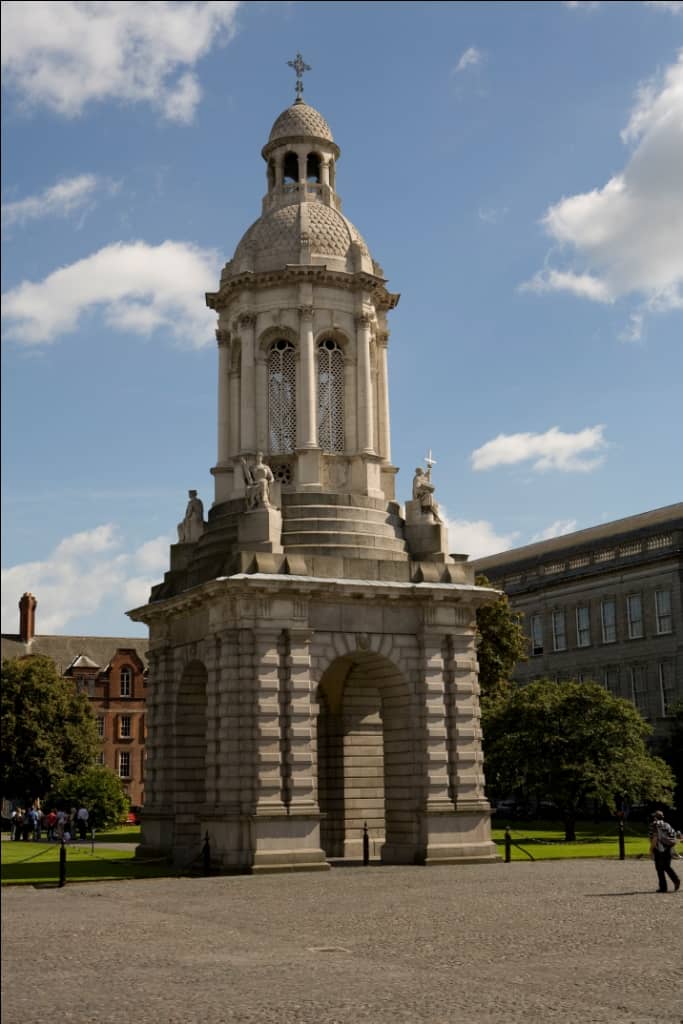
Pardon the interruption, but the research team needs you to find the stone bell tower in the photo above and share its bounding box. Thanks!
[130,58,498,872]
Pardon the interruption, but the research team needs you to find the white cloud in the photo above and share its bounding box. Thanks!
[1,1,240,123]
[563,2,601,9]
[619,311,644,342]
[1,174,117,228]
[1,240,220,348]
[521,52,683,312]
[445,516,520,560]
[644,2,682,11]
[1,525,171,634]
[478,206,509,225]
[530,519,578,542]
[471,425,608,473]
[455,47,483,73]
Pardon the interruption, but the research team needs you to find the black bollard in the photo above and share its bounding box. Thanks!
[58,838,67,887]
[362,822,370,866]
[504,826,512,864]
[202,830,211,876]
[618,819,625,861]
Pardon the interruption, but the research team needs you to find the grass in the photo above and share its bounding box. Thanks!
[93,824,142,843]
[1,839,170,886]
[490,819,652,861]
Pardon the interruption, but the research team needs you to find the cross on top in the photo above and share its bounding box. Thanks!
[425,449,437,470]
[287,52,311,102]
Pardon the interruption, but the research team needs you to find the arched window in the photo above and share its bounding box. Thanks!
[306,153,321,183]
[268,340,296,453]
[318,339,344,452]
[283,151,298,183]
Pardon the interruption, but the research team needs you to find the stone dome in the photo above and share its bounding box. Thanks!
[232,201,371,274]
[268,101,334,144]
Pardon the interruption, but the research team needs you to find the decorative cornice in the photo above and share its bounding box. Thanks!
[238,313,257,328]
[376,329,390,347]
[216,329,230,346]
[355,313,373,329]
[298,304,314,321]
[206,267,400,314]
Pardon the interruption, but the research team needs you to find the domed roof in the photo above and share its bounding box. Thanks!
[232,201,370,274]
[268,101,334,144]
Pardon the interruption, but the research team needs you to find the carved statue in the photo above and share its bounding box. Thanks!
[412,464,443,524]
[177,489,205,543]
[241,453,275,510]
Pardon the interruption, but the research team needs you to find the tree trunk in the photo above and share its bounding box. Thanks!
[563,816,576,842]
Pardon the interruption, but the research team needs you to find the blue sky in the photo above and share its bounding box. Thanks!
[2,0,682,639]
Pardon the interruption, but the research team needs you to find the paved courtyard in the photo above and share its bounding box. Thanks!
[2,858,681,1024]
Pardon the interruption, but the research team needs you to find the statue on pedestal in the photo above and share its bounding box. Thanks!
[177,489,205,543]
[412,454,443,524]
[241,453,275,511]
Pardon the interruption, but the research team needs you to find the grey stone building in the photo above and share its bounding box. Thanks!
[128,82,498,873]
[472,503,683,741]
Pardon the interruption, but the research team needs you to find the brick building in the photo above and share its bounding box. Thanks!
[1,594,148,805]
[471,503,683,742]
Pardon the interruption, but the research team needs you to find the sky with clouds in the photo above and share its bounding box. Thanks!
[2,0,681,638]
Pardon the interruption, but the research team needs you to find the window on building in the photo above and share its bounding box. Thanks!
[627,594,644,639]
[629,667,648,716]
[120,667,132,697]
[120,715,131,739]
[603,668,619,694]
[96,716,105,739]
[317,339,345,452]
[655,590,673,634]
[552,610,567,652]
[601,599,617,643]
[118,751,131,778]
[530,614,544,656]
[576,606,591,648]
[268,340,296,453]
[96,752,105,766]
[659,663,676,717]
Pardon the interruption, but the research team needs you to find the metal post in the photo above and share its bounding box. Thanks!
[362,822,370,866]
[91,828,96,855]
[58,838,67,887]
[618,818,625,861]
[202,830,211,876]
[504,826,512,864]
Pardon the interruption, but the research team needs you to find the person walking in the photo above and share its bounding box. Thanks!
[76,804,89,840]
[649,810,681,893]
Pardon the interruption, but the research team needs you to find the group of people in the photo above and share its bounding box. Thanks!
[10,803,90,843]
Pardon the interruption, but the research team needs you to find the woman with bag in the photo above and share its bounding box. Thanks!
[648,810,681,893]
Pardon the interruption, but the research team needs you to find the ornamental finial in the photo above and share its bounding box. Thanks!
[287,52,311,102]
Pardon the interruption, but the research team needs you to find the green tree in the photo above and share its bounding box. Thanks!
[1,656,98,803]
[659,697,683,809]
[482,679,674,840]
[47,765,129,830]
[475,574,527,698]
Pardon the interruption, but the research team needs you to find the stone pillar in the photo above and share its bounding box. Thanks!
[253,628,285,813]
[450,635,489,809]
[286,628,318,809]
[229,348,240,462]
[137,643,175,857]
[321,160,330,187]
[376,330,391,462]
[275,154,284,188]
[239,313,256,453]
[298,305,317,450]
[216,331,231,466]
[255,355,268,453]
[355,314,375,455]
[421,631,452,810]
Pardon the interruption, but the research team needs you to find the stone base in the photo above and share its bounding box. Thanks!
[404,508,450,560]
[422,808,498,865]
[238,506,283,552]
[251,811,329,873]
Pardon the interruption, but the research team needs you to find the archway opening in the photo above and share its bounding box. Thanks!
[317,652,418,864]
[306,152,321,183]
[283,151,299,183]
[174,660,207,859]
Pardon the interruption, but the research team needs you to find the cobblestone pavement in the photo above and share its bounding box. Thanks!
[2,859,681,1024]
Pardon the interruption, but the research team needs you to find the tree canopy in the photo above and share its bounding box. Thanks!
[482,678,674,839]
[1,656,98,804]
[475,574,527,697]
[47,765,129,830]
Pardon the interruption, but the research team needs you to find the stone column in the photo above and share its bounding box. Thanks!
[255,355,268,453]
[275,154,284,188]
[138,643,175,856]
[320,160,330,187]
[253,628,285,813]
[421,631,452,810]
[450,633,489,809]
[376,330,391,462]
[216,330,231,466]
[239,313,257,454]
[229,347,240,461]
[355,313,375,454]
[297,305,317,449]
[286,628,318,809]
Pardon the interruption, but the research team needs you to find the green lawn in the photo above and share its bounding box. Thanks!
[93,824,142,843]
[1,839,169,886]
[490,819,652,861]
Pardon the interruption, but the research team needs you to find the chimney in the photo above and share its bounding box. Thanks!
[19,592,37,643]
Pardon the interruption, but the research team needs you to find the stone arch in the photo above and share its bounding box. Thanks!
[173,659,207,862]
[283,150,299,183]
[257,324,298,358]
[316,648,421,864]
